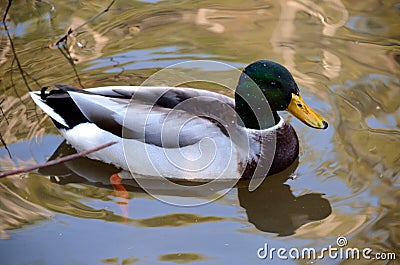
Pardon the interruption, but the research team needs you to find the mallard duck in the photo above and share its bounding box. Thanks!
[30,60,327,180]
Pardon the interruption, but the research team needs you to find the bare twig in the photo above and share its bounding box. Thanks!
[0,99,12,158]
[0,141,117,178]
[51,0,117,88]
[2,0,32,92]
[58,46,84,88]
[53,0,116,47]
[0,130,12,159]
[2,0,12,23]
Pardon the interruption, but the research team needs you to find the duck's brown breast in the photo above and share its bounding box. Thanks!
[239,119,299,178]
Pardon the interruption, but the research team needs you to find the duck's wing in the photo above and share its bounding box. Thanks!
[85,85,235,110]
[62,85,237,148]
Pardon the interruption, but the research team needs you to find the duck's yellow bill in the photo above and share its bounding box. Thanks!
[287,93,328,129]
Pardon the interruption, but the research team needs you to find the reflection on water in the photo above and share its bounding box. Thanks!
[0,0,399,263]
[238,166,331,236]
[36,141,332,236]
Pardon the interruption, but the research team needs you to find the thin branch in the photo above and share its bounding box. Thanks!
[0,130,12,159]
[2,0,32,92]
[51,0,117,88]
[53,0,116,47]
[2,0,12,23]
[58,45,84,88]
[0,141,117,178]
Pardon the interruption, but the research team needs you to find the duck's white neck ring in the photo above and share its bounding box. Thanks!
[244,116,285,133]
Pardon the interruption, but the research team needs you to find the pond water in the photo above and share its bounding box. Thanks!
[0,0,399,264]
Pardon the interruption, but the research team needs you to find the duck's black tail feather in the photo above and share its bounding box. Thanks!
[33,85,90,129]
[40,84,94,100]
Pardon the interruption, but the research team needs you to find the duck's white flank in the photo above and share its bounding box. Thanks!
[60,122,248,180]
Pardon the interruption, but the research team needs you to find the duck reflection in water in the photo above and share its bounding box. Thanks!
[39,141,331,235]
[238,161,331,236]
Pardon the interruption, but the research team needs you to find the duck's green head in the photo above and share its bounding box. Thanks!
[235,60,328,130]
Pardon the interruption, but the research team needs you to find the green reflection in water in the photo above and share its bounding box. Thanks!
[101,257,139,265]
[158,253,208,264]
[137,213,224,228]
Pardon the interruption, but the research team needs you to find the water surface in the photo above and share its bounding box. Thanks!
[0,0,399,264]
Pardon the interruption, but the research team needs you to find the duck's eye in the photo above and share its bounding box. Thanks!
[297,103,303,108]
[268,80,282,88]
